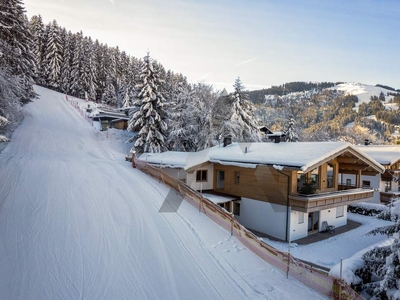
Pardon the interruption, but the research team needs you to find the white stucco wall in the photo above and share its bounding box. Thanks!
[235,198,288,241]
[162,168,187,182]
[186,163,214,191]
[93,120,101,131]
[290,211,308,241]
[319,206,347,229]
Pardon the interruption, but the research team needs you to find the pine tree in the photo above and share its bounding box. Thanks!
[355,199,400,299]
[219,77,261,142]
[284,117,299,142]
[69,31,84,97]
[28,15,44,82]
[127,53,167,154]
[0,0,36,103]
[44,20,62,89]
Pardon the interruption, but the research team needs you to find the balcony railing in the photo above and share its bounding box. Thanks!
[289,188,374,213]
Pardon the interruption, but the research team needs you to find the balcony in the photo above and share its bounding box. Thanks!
[289,188,374,213]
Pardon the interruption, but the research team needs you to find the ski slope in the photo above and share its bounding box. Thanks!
[0,86,326,299]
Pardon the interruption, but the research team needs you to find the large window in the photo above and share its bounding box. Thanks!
[362,180,371,188]
[327,163,334,188]
[310,168,319,189]
[216,170,225,189]
[196,170,207,182]
[385,181,392,192]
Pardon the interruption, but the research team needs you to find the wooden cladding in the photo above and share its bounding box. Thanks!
[213,164,289,206]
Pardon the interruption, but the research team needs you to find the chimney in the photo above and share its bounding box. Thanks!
[223,136,232,147]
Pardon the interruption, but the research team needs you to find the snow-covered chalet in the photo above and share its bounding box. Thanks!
[140,140,384,241]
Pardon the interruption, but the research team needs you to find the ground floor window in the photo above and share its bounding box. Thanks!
[298,212,304,224]
[336,206,344,218]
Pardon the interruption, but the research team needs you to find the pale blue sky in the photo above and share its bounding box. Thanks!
[24,0,400,92]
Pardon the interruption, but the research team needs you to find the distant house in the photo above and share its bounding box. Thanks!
[354,145,400,203]
[92,111,129,131]
[140,141,384,241]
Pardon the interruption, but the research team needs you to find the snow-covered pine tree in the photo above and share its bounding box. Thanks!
[122,91,131,108]
[219,77,261,142]
[59,30,73,94]
[69,31,84,98]
[127,52,167,154]
[167,83,197,151]
[28,15,44,82]
[0,116,11,142]
[284,117,299,142]
[193,83,218,150]
[44,20,62,89]
[354,199,400,299]
[0,0,36,103]
[101,75,117,105]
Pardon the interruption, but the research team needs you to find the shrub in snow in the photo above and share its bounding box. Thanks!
[352,198,400,299]
[0,116,11,142]
[348,202,391,220]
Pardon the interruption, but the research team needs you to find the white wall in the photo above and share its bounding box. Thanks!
[187,163,214,191]
[319,206,347,229]
[93,121,101,131]
[290,211,308,241]
[162,168,187,182]
[236,198,288,241]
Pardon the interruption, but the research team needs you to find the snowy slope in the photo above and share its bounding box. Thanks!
[0,86,326,299]
[327,82,397,109]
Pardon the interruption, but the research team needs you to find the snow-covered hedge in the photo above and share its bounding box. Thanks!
[348,202,390,220]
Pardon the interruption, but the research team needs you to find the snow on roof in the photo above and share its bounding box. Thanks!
[140,142,385,173]
[356,145,400,166]
[202,193,237,204]
[210,142,384,173]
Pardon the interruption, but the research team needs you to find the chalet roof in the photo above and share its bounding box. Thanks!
[209,142,385,173]
[356,145,400,166]
[139,142,385,173]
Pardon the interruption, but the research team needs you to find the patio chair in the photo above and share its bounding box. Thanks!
[321,221,335,234]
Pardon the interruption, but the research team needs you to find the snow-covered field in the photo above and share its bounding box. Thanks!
[0,86,326,299]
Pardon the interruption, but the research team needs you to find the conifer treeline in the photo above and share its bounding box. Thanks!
[28,15,190,107]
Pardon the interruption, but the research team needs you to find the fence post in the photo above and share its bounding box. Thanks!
[231,213,234,236]
[286,252,290,279]
[199,197,202,213]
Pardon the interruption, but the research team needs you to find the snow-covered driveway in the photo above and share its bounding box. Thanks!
[0,87,326,299]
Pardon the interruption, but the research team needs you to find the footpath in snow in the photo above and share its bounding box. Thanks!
[0,86,326,299]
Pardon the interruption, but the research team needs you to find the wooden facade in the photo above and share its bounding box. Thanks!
[212,152,380,213]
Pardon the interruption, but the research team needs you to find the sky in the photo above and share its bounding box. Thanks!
[24,0,400,92]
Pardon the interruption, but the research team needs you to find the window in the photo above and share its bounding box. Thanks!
[216,171,225,189]
[327,163,334,188]
[298,212,304,224]
[234,171,240,184]
[297,172,306,191]
[336,206,344,218]
[385,181,392,192]
[362,180,371,188]
[346,179,352,186]
[310,168,319,189]
[196,170,207,182]
[233,201,241,216]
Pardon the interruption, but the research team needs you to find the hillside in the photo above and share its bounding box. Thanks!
[249,82,400,144]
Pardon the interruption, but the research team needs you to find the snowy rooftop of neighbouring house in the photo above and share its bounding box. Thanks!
[140,142,385,173]
[356,145,400,166]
